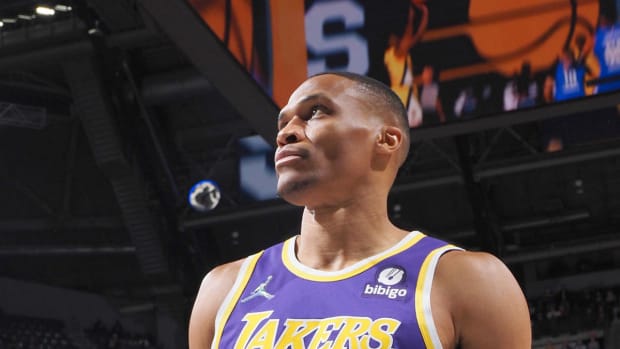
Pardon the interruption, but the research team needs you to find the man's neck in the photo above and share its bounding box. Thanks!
[295,202,409,272]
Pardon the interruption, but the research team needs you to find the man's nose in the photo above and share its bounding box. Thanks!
[276,117,305,147]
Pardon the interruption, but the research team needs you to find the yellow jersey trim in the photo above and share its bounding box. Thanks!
[211,251,263,349]
[281,231,425,282]
[415,244,462,349]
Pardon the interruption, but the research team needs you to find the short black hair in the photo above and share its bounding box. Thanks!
[310,71,411,166]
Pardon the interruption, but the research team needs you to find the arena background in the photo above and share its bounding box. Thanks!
[0,0,619,348]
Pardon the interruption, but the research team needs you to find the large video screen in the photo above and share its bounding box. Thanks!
[188,0,620,129]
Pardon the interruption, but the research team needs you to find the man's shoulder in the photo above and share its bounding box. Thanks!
[432,250,531,348]
[205,237,289,279]
[204,259,246,285]
[434,250,511,289]
[189,258,247,349]
[194,258,247,312]
[432,249,524,319]
[201,240,285,287]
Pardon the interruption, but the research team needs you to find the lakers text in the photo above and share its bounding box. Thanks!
[233,311,401,349]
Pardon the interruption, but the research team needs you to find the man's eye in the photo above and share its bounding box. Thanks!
[310,105,323,116]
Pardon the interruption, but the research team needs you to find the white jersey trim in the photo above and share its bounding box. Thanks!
[283,230,424,282]
[211,252,262,349]
[418,245,463,349]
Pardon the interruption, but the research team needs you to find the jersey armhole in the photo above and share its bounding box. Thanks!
[415,245,463,349]
[211,251,263,349]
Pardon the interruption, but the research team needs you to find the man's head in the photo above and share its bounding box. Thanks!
[274,72,410,207]
[313,71,411,161]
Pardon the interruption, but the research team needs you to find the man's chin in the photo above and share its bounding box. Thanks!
[276,178,315,206]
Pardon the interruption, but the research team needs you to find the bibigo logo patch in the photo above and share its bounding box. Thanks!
[362,266,408,300]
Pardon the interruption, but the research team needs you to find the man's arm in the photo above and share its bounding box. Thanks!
[433,251,531,349]
[395,1,428,57]
[188,260,243,349]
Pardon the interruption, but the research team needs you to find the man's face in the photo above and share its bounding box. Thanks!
[274,75,382,207]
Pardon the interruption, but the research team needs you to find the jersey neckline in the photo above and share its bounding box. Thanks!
[281,230,425,282]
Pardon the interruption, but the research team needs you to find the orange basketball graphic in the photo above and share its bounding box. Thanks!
[422,0,599,80]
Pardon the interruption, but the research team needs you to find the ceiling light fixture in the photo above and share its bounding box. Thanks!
[54,4,72,12]
[17,14,35,20]
[35,6,55,16]
[188,180,221,212]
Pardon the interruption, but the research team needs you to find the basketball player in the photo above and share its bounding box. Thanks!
[189,73,531,348]
[383,0,427,128]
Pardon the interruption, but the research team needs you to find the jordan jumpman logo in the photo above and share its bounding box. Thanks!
[240,275,275,303]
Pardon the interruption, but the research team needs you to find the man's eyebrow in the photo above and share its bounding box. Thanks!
[278,94,329,120]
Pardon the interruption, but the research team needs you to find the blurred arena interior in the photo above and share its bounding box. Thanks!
[0,0,619,348]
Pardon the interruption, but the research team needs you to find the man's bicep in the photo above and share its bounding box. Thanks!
[189,273,219,349]
[444,252,531,349]
[189,261,242,349]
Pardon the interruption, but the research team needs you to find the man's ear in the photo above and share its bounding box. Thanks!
[376,126,403,155]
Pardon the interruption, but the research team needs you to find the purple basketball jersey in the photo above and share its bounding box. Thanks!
[212,231,461,348]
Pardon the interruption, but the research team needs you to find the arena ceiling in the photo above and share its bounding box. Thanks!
[0,0,619,310]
